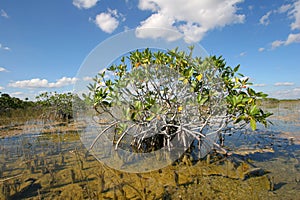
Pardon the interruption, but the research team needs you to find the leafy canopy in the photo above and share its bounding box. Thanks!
[86,47,272,152]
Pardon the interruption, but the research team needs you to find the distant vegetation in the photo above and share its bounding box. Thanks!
[0,92,74,125]
[0,92,34,111]
[35,92,74,121]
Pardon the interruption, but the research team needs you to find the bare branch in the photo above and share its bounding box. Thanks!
[89,121,118,151]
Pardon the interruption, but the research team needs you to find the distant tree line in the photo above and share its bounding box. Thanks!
[0,92,34,112]
[0,92,74,122]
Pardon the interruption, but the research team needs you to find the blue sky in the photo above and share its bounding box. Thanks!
[0,0,300,100]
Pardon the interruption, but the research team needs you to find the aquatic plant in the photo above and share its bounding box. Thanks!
[36,92,74,122]
[86,47,272,157]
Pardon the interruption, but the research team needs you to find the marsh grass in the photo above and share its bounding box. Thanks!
[0,108,44,126]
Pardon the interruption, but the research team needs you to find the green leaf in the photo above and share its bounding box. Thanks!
[199,96,208,105]
[134,100,143,110]
[247,88,256,96]
[130,112,137,121]
[124,108,131,120]
[146,113,156,121]
[257,92,268,98]
[235,115,246,124]
[250,105,259,115]
[233,65,240,72]
[250,117,256,131]
[178,77,185,81]
[236,103,245,108]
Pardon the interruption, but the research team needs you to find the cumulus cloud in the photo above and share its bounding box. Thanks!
[285,33,300,44]
[135,13,182,41]
[95,13,119,33]
[258,47,265,52]
[49,77,78,88]
[0,43,11,51]
[0,67,8,72]
[8,77,78,89]
[9,78,48,88]
[278,4,293,14]
[274,82,295,86]
[94,9,124,33]
[270,87,300,99]
[290,0,300,30]
[72,0,99,9]
[0,9,9,18]
[0,86,4,90]
[83,76,93,81]
[271,33,300,48]
[259,11,272,26]
[136,0,245,42]
[253,83,266,87]
[271,40,285,49]
[2,46,10,51]
[259,3,293,26]
[269,0,300,49]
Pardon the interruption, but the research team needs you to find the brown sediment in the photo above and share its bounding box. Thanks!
[0,131,286,200]
[278,131,300,144]
[228,148,275,156]
[1,100,300,200]
[0,120,86,138]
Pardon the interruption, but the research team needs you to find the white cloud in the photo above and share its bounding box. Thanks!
[0,9,9,18]
[270,87,300,99]
[83,76,93,81]
[9,92,38,100]
[135,13,182,41]
[8,77,78,89]
[11,91,23,96]
[0,43,11,51]
[285,33,300,44]
[108,8,126,22]
[2,46,10,51]
[258,47,265,52]
[274,82,295,86]
[94,10,120,33]
[271,40,285,49]
[0,86,4,90]
[290,0,300,30]
[259,3,293,26]
[72,0,99,9]
[277,4,293,14]
[178,23,207,43]
[269,0,300,49]
[49,77,78,88]
[0,67,8,72]
[9,78,48,88]
[138,0,158,12]
[253,83,266,87]
[259,11,272,26]
[239,52,246,56]
[271,33,300,49]
[136,0,245,42]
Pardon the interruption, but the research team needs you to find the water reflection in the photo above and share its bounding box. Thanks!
[0,101,299,199]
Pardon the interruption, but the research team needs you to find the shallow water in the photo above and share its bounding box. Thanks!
[223,101,300,198]
[0,101,299,199]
